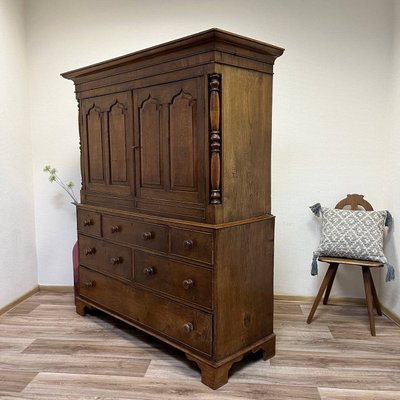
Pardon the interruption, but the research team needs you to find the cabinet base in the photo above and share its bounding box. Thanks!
[186,335,275,389]
[75,297,87,316]
[75,296,275,390]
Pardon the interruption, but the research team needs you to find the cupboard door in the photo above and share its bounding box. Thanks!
[81,92,133,199]
[134,79,205,208]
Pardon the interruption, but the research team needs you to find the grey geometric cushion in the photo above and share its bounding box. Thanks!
[310,203,395,281]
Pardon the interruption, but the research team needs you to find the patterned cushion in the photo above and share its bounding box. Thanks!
[310,203,395,281]
[317,207,387,262]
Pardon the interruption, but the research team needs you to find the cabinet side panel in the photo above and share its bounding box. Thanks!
[220,66,272,221]
[214,218,274,360]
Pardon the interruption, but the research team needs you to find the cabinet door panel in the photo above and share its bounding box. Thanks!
[109,102,128,184]
[81,92,133,200]
[86,107,104,182]
[169,92,197,191]
[139,97,163,188]
[134,78,205,209]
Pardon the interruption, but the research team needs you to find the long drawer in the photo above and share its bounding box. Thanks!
[79,266,212,355]
[78,235,132,280]
[134,250,212,308]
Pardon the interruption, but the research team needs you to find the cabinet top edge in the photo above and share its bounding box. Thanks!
[61,28,284,81]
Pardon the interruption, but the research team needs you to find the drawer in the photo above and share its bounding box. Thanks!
[78,235,132,281]
[170,228,213,264]
[77,209,101,237]
[134,251,212,308]
[102,215,168,253]
[79,266,212,355]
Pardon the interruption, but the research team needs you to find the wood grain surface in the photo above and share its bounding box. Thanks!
[0,291,399,399]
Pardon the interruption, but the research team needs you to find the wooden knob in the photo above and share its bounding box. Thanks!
[143,267,155,276]
[182,279,194,290]
[183,322,193,333]
[110,257,122,265]
[84,280,95,288]
[142,231,153,240]
[84,247,96,255]
[111,225,121,233]
[183,239,193,249]
[83,219,93,226]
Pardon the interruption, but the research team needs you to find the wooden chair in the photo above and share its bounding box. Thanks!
[306,194,383,336]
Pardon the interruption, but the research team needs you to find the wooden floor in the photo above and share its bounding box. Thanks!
[0,292,399,400]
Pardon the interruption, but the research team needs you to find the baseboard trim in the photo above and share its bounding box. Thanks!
[381,304,400,327]
[0,286,39,316]
[274,294,316,303]
[274,294,400,326]
[274,294,366,305]
[39,285,74,293]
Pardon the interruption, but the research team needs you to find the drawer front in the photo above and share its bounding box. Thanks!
[103,215,168,253]
[79,235,132,280]
[77,209,101,237]
[170,228,213,264]
[134,251,212,308]
[79,267,212,355]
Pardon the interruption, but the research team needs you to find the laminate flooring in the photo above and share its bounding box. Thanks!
[0,291,399,399]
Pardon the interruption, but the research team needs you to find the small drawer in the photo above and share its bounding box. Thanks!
[77,209,101,237]
[78,235,131,281]
[134,251,212,308]
[103,215,168,253]
[79,266,212,355]
[170,228,213,264]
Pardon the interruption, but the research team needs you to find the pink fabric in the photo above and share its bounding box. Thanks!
[72,240,79,296]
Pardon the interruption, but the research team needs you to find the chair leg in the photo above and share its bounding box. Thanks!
[362,266,376,336]
[323,263,338,305]
[370,272,383,316]
[307,264,338,324]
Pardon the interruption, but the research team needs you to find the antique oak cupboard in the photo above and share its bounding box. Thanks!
[62,29,284,389]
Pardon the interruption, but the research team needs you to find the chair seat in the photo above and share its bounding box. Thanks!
[318,256,383,268]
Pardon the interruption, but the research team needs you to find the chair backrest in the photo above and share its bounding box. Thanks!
[335,194,373,211]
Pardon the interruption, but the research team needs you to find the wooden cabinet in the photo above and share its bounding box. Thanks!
[62,28,283,389]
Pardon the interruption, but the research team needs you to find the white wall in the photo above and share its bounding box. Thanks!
[272,0,394,298]
[380,0,400,317]
[24,0,398,310]
[0,0,37,308]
